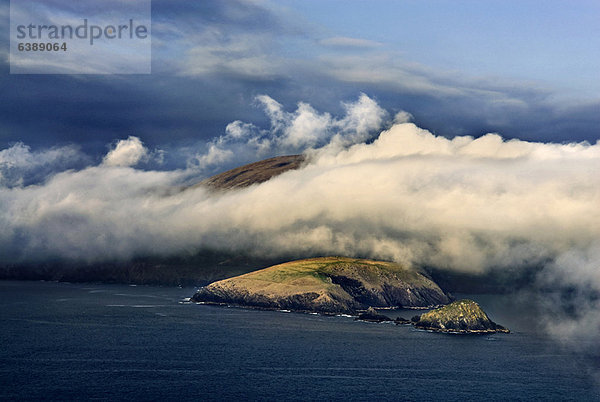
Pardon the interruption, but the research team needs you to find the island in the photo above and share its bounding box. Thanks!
[191,257,451,314]
[356,307,394,323]
[412,299,510,334]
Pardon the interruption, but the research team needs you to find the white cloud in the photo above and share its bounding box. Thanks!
[3,105,599,272]
[224,120,255,139]
[536,245,600,353]
[192,93,388,171]
[334,93,389,142]
[393,111,413,124]
[194,144,234,170]
[103,136,149,167]
[279,102,332,148]
[0,142,86,187]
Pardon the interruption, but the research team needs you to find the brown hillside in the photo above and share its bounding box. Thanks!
[196,155,305,190]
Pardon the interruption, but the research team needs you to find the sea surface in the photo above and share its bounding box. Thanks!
[0,280,598,401]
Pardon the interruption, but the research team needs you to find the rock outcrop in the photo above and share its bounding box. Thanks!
[192,257,451,314]
[356,307,393,322]
[413,299,509,334]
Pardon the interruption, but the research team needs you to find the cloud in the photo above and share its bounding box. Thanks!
[190,93,388,171]
[180,32,283,79]
[3,96,599,269]
[0,142,88,187]
[194,144,234,170]
[152,1,300,79]
[102,136,165,168]
[535,246,600,353]
[2,0,599,165]
[319,36,383,49]
[103,136,149,167]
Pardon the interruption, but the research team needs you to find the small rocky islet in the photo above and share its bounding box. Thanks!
[353,302,509,334]
[411,299,510,334]
[192,257,509,334]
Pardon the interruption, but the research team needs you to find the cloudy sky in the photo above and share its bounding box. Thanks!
[1,0,599,169]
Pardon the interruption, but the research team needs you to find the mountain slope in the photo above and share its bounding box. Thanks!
[196,155,305,190]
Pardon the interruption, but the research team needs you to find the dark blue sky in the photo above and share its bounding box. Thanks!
[1,0,599,169]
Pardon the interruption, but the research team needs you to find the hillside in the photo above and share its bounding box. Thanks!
[192,257,451,314]
[196,154,305,190]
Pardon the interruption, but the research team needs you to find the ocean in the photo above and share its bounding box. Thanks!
[0,280,598,401]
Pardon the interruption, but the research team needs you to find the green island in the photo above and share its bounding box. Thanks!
[192,257,510,334]
[192,256,450,314]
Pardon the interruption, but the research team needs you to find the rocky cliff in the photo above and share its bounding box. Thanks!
[413,299,509,334]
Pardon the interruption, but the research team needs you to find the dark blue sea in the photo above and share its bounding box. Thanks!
[1,281,598,401]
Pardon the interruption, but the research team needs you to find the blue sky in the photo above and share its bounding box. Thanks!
[286,0,600,98]
[1,0,599,171]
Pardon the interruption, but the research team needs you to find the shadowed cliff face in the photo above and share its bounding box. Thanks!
[192,257,451,314]
[196,155,305,190]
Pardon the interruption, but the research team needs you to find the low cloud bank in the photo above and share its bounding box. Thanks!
[1,95,599,352]
[0,142,89,188]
